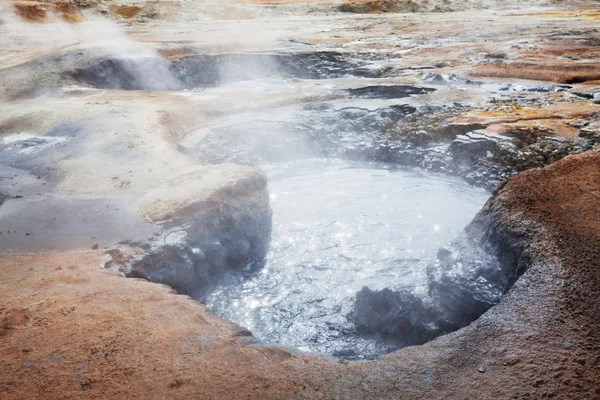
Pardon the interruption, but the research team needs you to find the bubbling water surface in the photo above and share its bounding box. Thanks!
[206,159,489,358]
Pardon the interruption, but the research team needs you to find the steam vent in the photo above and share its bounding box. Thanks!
[1,0,600,398]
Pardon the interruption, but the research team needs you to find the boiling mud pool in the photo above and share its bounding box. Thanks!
[206,159,489,358]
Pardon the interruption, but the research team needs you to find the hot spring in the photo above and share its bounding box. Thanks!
[205,159,489,359]
[61,52,499,359]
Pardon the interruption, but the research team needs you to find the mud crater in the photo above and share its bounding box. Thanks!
[206,159,493,358]
[65,49,540,359]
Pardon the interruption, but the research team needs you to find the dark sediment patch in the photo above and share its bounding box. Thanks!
[67,51,391,91]
[68,56,182,90]
[172,51,376,88]
[344,85,435,99]
[0,121,92,185]
[0,196,156,253]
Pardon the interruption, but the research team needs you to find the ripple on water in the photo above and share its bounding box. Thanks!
[206,159,489,359]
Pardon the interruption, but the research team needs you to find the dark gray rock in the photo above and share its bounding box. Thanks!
[349,190,532,348]
[69,56,182,90]
[350,287,456,346]
[104,204,272,298]
[450,130,513,165]
[343,85,435,99]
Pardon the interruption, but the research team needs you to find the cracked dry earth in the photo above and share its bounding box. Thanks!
[1,0,600,399]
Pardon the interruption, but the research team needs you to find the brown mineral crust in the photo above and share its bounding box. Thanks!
[452,101,600,127]
[492,151,600,336]
[110,4,143,19]
[485,119,580,141]
[0,252,333,399]
[13,2,47,22]
[12,1,83,22]
[54,2,84,22]
[470,61,600,84]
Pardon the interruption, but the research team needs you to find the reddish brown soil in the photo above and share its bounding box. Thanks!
[471,61,600,84]
[13,2,47,21]
[1,153,600,399]
[12,1,83,23]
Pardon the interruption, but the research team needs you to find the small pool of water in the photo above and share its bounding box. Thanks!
[205,159,489,358]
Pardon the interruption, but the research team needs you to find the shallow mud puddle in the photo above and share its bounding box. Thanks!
[206,159,489,358]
